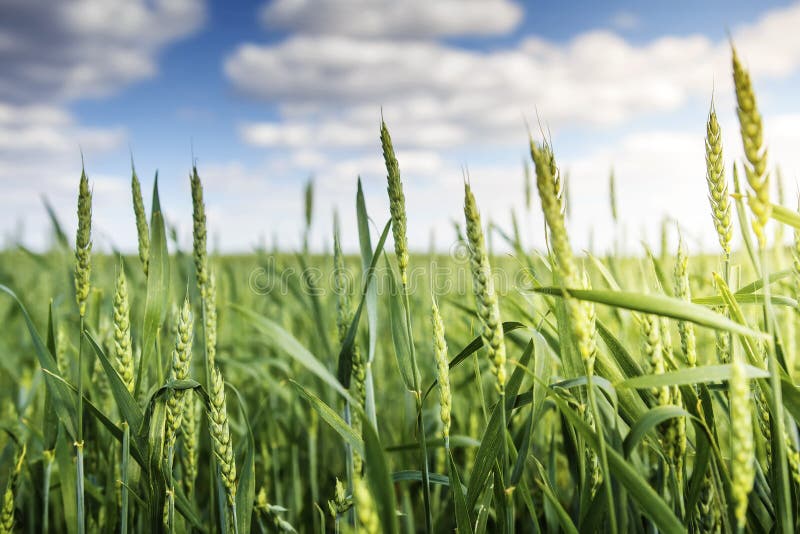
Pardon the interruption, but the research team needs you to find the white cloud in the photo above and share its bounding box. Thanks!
[260,0,523,38]
[227,2,800,155]
[0,0,206,249]
[0,0,205,103]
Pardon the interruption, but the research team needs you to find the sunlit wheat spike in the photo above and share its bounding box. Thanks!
[432,296,451,441]
[674,234,697,367]
[164,298,194,457]
[530,139,576,285]
[112,264,134,393]
[204,268,218,369]
[463,181,506,392]
[642,314,669,405]
[190,165,208,295]
[732,45,770,248]
[74,166,92,318]
[208,365,237,510]
[380,119,409,285]
[0,444,25,534]
[704,101,732,257]
[179,398,199,495]
[131,164,150,276]
[531,139,596,372]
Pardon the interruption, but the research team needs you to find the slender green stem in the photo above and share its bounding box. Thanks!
[231,502,240,534]
[402,284,432,533]
[586,369,617,533]
[121,422,130,534]
[76,315,85,534]
[759,247,793,532]
[309,420,320,534]
[166,443,176,533]
[42,451,53,533]
[76,441,85,534]
[343,403,355,527]
[500,391,512,532]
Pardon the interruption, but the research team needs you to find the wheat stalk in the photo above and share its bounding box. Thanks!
[74,168,92,318]
[191,166,209,295]
[205,268,218,370]
[164,298,194,458]
[180,398,199,496]
[705,102,732,258]
[674,235,697,367]
[463,182,506,392]
[380,120,409,286]
[208,365,237,512]
[131,165,150,276]
[732,46,770,248]
[112,265,134,393]
[431,296,451,442]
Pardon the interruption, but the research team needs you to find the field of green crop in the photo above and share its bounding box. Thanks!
[1,45,800,534]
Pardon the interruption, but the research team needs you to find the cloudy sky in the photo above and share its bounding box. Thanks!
[3,0,800,256]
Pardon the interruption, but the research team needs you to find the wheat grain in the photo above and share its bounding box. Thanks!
[208,365,237,509]
[190,166,208,295]
[464,182,506,392]
[432,296,451,441]
[205,268,218,370]
[112,265,134,393]
[180,398,199,495]
[164,298,194,458]
[674,236,697,367]
[705,102,732,257]
[0,445,24,534]
[131,166,150,276]
[380,120,409,285]
[74,168,92,318]
[732,46,770,248]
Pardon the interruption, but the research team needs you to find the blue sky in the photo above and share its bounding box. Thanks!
[3,0,800,255]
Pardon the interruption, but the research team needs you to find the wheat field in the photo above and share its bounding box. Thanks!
[1,45,800,534]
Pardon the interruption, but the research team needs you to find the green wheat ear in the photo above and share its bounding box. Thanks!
[732,45,770,248]
[164,298,194,458]
[704,100,732,257]
[112,264,134,393]
[190,165,208,295]
[431,296,451,441]
[74,166,92,318]
[131,164,150,276]
[380,119,409,285]
[463,181,506,392]
[208,365,237,511]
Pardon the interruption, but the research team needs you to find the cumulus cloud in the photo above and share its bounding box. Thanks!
[0,0,205,249]
[260,0,523,38]
[227,2,800,153]
[0,0,205,103]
